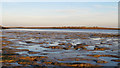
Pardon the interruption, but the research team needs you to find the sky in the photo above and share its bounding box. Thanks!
[1,2,118,27]
[1,0,119,2]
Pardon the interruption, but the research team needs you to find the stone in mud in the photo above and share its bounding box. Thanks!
[25,41,33,43]
[19,56,35,61]
[38,42,45,44]
[2,40,13,45]
[74,44,87,50]
[58,43,72,47]
[18,61,33,65]
[75,58,91,61]
[45,46,63,49]
[3,59,17,63]
[100,41,106,44]
[58,43,66,45]
[94,46,109,51]
[19,56,47,64]
[33,59,37,61]
[0,60,2,63]
[56,62,100,67]
[2,55,19,63]
[2,44,7,46]
[28,51,40,54]
[40,53,48,55]
[111,59,120,62]
[87,55,120,58]
[63,47,70,50]
[93,60,108,63]
[108,44,112,45]
[94,47,109,51]
[31,56,48,60]
[43,62,53,64]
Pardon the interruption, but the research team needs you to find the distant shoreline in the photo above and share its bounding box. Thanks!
[1,26,120,30]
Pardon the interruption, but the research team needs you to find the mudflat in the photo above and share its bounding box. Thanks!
[1,29,120,68]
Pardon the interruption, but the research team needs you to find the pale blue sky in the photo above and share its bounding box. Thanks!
[1,0,119,2]
[2,2,118,27]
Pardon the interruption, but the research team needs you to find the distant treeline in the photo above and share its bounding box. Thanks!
[1,26,120,30]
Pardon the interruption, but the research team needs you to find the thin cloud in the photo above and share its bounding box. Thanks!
[93,4,117,9]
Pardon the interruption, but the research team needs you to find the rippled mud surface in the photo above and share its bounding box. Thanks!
[1,30,120,68]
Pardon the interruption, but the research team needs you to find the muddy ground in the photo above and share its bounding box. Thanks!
[1,30,120,68]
